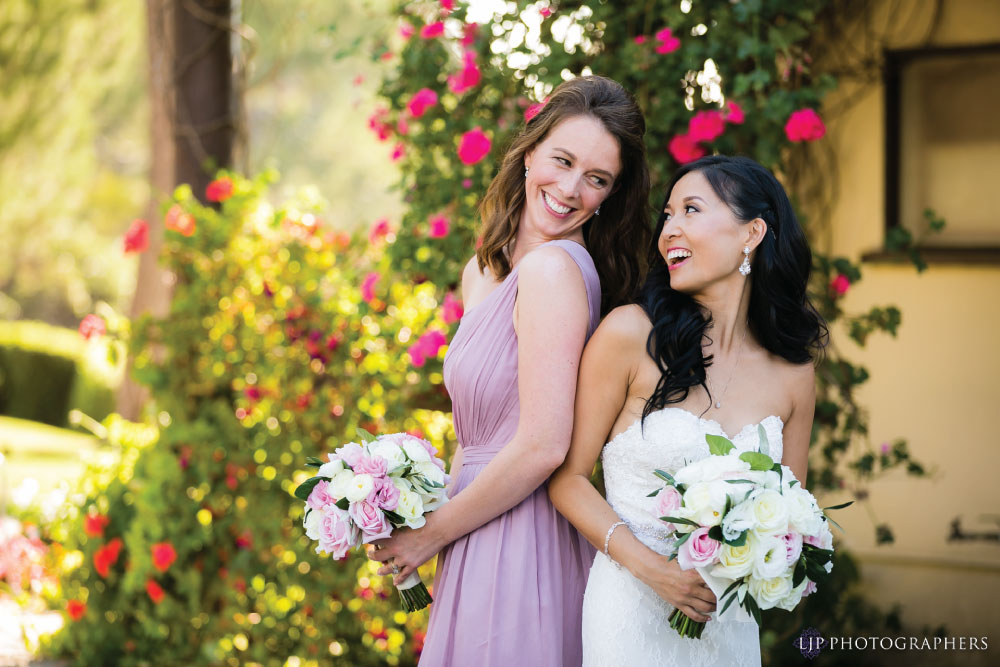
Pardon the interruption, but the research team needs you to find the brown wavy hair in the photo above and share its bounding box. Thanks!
[476,75,651,315]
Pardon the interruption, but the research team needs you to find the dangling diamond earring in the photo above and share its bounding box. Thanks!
[595,205,601,216]
[524,167,529,177]
[739,246,752,276]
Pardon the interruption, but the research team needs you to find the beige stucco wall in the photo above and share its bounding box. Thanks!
[816,1,1000,663]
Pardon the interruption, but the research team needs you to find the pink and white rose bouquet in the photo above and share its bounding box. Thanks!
[650,426,851,638]
[295,428,449,611]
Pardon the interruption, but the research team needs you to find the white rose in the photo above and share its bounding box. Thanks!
[304,508,323,541]
[367,440,407,471]
[711,541,755,580]
[749,574,793,610]
[328,469,356,499]
[749,489,790,536]
[751,533,788,580]
[674,454,751,487]
[318,457,345,479]
[396,489,426,528]
[402,439,432,463]
[775,578,809,612]
[682,481,729,527]
[344,473,375,503]
[786,487,823,536]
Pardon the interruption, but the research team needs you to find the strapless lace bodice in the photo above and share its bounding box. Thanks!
[582,407,782,667]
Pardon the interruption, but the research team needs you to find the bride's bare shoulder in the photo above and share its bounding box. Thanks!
[588,304,651,356]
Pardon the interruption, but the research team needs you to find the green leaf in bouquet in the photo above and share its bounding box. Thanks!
[721,578,742,600]
[355,426,376,444]
[744,591,763,626]
[793,559,806,588]
[757,424,770,457]
[335,498,349,511]
[706,434,735,456]
[661,516,700,528]
[647,488,661,497]
[825,515,846,533]
[724,530,748,547]
[653,469,676,485]
[383,509,405,525]
[668,552,678,561]
[294,476,323,501]
[724,478,755,484]
[739,451,775,471]
[708,525,724,542]
[823,501,854,511]
[305,456,325,468]
[674,531,693,548]
[719,591,740,618]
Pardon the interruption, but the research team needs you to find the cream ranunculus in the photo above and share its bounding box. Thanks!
[749,574,793,610]
[395,489,426,529]
[711,541,755,580]
[749,488,790,536]
[344,473,375,503]
[682,481,730,527]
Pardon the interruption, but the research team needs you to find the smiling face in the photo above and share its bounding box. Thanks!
[521,114,621,244]
[659,170,762,294]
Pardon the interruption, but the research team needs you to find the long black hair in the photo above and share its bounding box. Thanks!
[638,155,828,423]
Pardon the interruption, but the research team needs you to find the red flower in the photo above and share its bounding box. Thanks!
[78,314,106,340]
[165,204,196,236]
[785,108,826,142]
[123,219,149,253]
[361,272,380,304]
[368,218,391,244]
[688,110,725,143]
[66,599,86,621]
[205,176,234,202]
[94,537,123,578]
[668,134,706,164]
[84,512,110,538]
[407,88,438,118]
[420,21,444,39]
[428,214,450,238]
[830,274,851,296]
[457,127,492,165]
[448,51,481,95]
[724,100,745,125]
[442,292,464,324]
[146,578,165,604]
[151,542,177,573]
[655,27,681,54]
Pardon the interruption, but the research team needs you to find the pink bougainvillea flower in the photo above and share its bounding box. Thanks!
[540,7,553,18]
[399,23,415,39]
[830,274,851,296]
[442,292,464,324]
[655,27,681,54]
[146,579,165,604]
[84,512,110,538]
[205,176,234,202]
[688,110,725,143]
[785,108,826,142]
[407,88,438,117]
[368,218,391,244]
[440,0,455,12]
[123,219,149,253]
[78,314,106,340]
[165,204,196,236]
[634,35,647,44]
[66,599,86,621]
[462,178,473,189]
[408,330,448,367]
[457,127,492,165]
[367,107,392,142]
[448,51,482,95]
[428,214,450,238]
[361,272,380,304]
[390,142,406,162]
[668,134,706,164]
[151,542,177,573]
[724,100,745,124]
[524,101,546,122]
[461,22,479,47]
[421,21,445,38]
[396,116,409,136]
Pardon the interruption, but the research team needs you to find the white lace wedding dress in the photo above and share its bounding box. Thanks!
[582,407,784,667]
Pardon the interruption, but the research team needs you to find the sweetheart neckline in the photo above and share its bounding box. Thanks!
[605,407,784,449]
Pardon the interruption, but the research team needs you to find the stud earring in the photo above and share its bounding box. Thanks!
[524,167,529,177]
[595,205,601,216]
[739,246,752,276]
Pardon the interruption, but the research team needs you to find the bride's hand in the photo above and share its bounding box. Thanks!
[634,554,716,623]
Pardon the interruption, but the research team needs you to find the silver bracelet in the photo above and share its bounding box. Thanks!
[603,520,627,563]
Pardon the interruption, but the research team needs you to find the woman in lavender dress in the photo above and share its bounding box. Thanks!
[369,76,651,666]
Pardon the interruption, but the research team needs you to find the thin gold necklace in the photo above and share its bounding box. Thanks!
[707,326,748,410]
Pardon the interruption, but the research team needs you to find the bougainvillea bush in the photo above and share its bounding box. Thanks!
[46,1,936,665]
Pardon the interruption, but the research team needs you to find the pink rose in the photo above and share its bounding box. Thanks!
[448,51,481,95]
[307,480,337,512]
[442,292,464,324]
[782,532,803,566]
[830,274,850,296]
[668,134,705,164]
[361,272,380,304]
[428,214,450,238]
[677,527,722,570]
[350,500,393,543]
[420,21,444,39]
[654,27,680,54]
[785,108,826,142]
[319,507,358,558]
[353,453,388,477]
[335,442,366,469]
[369,476,400,512]
[688,110,725,143]
[457,127,491,165]
[724,100,745,125]
[407,88,438,118]
[655,486,683,531]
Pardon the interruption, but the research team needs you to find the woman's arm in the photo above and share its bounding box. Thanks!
[780,363,816,485]
[371,246,592,582]
[548,305,717,622]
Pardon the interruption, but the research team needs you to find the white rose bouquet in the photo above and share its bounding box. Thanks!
[650,426,851,638]
[294,428,449,611]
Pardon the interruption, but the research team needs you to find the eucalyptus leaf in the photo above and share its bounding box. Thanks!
[757,424,770,457]
[654,469,676,485]
[661,516,700,528]
[823,501,854,511]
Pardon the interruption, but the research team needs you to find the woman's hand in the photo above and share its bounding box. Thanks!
[633,551,717,623]
[367,516,447,586]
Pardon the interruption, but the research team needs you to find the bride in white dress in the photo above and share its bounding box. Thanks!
[549,155,827,667]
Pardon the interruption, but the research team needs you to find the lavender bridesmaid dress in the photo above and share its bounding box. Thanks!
[419,239,601,667]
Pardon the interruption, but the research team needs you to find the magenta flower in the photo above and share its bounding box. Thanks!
[123,219,149,253]
[634,35,647,45]
[448,51,482,95]
[399,23,415,39]
[407,88,439,118]
[724,100,745,124]
[668,134,705,164]
[540,7,553,18]
[457,127,491,165]
[441,0,455,12]
[461,23,479,47]
[428,214,450,238]
[420,21,444,39]
[442,292,464,324]
[408,330,448,367]
[369,218,391,244]
[688,110,725,143]
[361,272,380,304]
[524,101,546,122]
[390,142,406,162]
[655,27,681,54]
[830,273,850,296]
[462,178,473,188]
[785,108,826,142]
